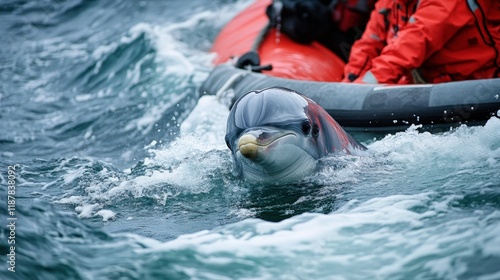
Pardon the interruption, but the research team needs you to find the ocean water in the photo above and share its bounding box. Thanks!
[1,0,500,279]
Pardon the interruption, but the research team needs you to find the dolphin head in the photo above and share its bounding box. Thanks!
[225,87,360,184]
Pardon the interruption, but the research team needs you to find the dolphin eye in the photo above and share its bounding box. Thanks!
[301,121,311,134]
[312,124,320,138]
[258,132,270,140]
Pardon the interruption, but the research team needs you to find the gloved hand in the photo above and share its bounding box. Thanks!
[341,73,358,83]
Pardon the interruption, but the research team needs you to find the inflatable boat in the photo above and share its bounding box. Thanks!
[201,0,500,132]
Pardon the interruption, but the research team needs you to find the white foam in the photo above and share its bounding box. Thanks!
[180,95,229,146]
[369,118,500,165]
[128,22,196,76]
[95,209,116,222]
[309,117,500,188]
[75,203,99,218]
[56,195,85,205]
[63,166,85,184]
[124,98,176,135]
[54,132,230,215]
[135,192,500,279]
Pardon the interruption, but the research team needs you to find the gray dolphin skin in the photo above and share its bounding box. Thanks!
[225,87,365,184]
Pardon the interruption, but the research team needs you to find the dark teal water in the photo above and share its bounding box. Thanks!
[1,0,500,279]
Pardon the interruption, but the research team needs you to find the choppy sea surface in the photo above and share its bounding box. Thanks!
[1,0,500,279]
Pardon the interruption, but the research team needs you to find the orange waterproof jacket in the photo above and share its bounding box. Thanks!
[343,0,500,84]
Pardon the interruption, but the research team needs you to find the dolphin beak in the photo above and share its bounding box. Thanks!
[237,129,295,160]
[238,134,259,159]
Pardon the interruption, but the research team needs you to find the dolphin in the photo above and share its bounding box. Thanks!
[225,87,365,184]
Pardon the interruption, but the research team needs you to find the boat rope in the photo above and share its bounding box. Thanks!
[215,71,249,107]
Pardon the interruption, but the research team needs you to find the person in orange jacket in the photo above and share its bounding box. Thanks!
[342,0,500,84]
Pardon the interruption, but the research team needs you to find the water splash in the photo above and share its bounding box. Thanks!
[272,0,283,43]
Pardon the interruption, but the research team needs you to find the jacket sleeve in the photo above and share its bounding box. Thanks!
[359,0,471,84]
[343,0,388,82]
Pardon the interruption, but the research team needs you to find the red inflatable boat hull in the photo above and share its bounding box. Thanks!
[211,0,345,82]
